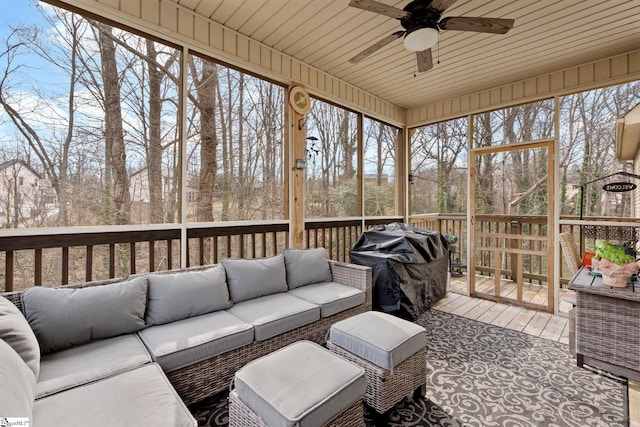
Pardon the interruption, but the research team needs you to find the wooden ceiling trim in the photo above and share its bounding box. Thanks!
[160,2,177,33]
[407,50,640,127]
[193,13,209,45]
[141,0,160,25]
[119,0,141,19]
[193,0,220,20]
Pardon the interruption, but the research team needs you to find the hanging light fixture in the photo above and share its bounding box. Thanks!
[403,27,439,52]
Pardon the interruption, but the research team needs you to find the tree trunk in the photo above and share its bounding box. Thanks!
[238,73,245,217]
[146,39,164,224]
[195,60,218,223]
[98,23,130,225]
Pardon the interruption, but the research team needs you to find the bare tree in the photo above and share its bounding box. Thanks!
[189,57,219,222]
[0,10,85,226]
[97,23,130,225]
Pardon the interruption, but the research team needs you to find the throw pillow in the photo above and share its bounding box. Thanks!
[222,255,287,303]
[284,248,333,289]
[22,277,148,354]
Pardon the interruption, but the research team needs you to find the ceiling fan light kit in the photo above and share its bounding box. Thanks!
[348,0,514,73]
[403,27,438,52]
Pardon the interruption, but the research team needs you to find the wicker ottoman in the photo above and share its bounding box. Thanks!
[229,340,366,427]
[327,311,427,413]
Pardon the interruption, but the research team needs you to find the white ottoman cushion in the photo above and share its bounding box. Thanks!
[234,340,365,427]
[330,311,426,371]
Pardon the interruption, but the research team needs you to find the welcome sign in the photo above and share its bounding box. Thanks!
[602,181,637,192]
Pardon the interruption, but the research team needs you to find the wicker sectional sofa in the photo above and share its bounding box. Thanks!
[0,248,371,425]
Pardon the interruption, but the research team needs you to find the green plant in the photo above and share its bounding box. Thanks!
[593,240,636,265]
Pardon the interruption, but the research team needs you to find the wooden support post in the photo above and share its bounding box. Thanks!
[291,106,306,249]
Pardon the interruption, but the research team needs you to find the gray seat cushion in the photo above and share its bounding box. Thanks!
[145,265,231,326]
[33,363,196,427]
[0,296,40,378]
[137,310,254,372]
[22,277,148,354]
[288,281,366,317]
[222,254,287,303]
[329,311,426,371]
[36,334,151,399]
[234,340,365,427]
[227,293,320,341]
[0,339,35,419]
[284,248,333,289]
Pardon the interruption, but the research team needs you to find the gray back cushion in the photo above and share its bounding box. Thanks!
[222,255,287,303]
[284,248,333,289]
[145,265,231,326]
[0,296,40,378]
[0,339,36,419]
[22,277,148,354]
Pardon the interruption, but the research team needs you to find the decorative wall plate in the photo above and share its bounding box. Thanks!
[289,86,310,115]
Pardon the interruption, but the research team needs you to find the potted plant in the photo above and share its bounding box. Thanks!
[591,240,639,287]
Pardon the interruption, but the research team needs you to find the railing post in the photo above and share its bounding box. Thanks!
[510,219,525,303]
[5,250,13,292]
[510,220,521,281]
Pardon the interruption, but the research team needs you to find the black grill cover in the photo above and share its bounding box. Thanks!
[349,222,449,320]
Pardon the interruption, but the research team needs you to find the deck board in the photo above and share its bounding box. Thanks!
[433,290,568,343]
[505,308,536,332]
[523,312,552,337]
[540,314,567,341]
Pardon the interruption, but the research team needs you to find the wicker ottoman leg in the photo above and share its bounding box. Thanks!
[229,390,364,427]
[327,342,427,413]
[415,383,427,398]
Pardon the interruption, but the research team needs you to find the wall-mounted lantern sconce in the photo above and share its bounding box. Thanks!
[295,159,307,170]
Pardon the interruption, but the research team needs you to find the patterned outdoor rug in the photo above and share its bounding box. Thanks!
[190,309,625,426]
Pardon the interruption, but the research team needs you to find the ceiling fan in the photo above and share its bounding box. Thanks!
[348,0,515,72]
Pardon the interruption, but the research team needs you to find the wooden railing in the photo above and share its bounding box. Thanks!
[304,217,403,263]
[187,222,289,265]
[3,214,638,293]
[410,214,640,287]
[0,221,291,293]
[0,217,405,292]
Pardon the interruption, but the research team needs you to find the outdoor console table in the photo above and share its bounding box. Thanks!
[569,266,640,382]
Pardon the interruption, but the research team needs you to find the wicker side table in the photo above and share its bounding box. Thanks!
[569,266,640,381]
[327,311,427,414]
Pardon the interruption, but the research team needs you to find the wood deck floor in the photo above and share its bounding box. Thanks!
[448,273,575,315]
[433,291,570,343]
[438,275,640,425]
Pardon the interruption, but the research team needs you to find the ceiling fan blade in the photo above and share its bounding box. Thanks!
[440,16,514,34]
[430,0,458,12]
[348,0,409,20]
[416,49,433,73]
[349,31,404,63]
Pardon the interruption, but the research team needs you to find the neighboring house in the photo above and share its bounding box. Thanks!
[130,167,171,203]
[0,159,55,228]
[363,173,390,185]
[565,184,580,202]
[130,167,194,203]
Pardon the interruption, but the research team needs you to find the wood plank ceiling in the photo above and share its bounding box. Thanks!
[173,0,640,110]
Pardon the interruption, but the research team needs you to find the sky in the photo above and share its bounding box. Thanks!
[0,0,48,39]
